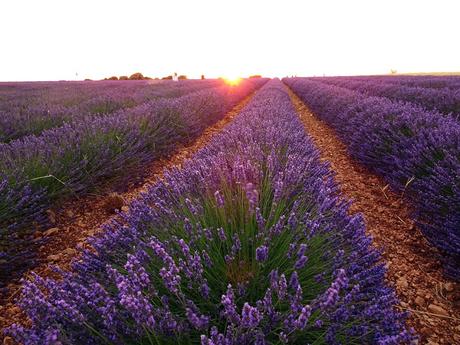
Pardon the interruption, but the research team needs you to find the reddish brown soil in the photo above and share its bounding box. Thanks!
[0,92,255,342]
[287,87,460,345]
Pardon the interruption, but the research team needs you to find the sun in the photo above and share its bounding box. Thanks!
[223,74,242,86]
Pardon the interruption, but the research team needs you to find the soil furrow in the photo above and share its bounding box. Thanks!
[0,91,256,340]
[286,85,460,345]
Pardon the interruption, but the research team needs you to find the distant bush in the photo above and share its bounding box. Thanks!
[119,76,129,80]
[108,76,118,81]
[84,78,92,81]
[178,75,187,80]
[250,75,262,78]
[129,73,144,80]
[201,74,205,80]
[162,75,173,80]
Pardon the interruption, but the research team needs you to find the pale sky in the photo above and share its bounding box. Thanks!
[1,0,459,81]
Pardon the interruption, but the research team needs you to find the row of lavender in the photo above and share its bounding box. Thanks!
[310,76,460,116]
[0,80,222,110]
[8,79,412,344]
[0,80,221,142]
[0,78,267,288]
[341,75,460,90]
[284,77,460,281]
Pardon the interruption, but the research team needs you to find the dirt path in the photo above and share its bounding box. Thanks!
[0,92,256,340]
[286,86,460,344]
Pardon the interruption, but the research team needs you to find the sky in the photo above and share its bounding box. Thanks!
[1,0,459,81]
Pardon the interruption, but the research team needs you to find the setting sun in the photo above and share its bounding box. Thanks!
[223,76,242,86]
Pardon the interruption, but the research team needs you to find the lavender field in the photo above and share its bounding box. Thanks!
[284,77,460,280]
[1,76,459,344]
[0,78,266,284]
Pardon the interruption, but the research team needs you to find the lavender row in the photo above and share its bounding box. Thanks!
[381,77,460,90]
[0,80,221,110]
[339,75,460,90]
[310,77,460,116]
[8,79,412,344]
[0,80,221,142]
[0,78,267,288]
[284,77,460,281]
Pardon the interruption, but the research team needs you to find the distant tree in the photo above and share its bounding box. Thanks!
[390,69,398,74]
[108,76,118,80]
[84,78,92,81]
[201,74,205,80]
[119,76,129,80]
[178,75,187,80]
[249,75,262,78]
[129,72,144,80]
[162,75,173,80]
[144,76,153,80]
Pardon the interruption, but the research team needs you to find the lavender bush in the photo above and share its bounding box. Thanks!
[0,80,221,142]
[284,77,460,280]
[311,77,460,116]
[0,79,267,288]
[0,179,48,278]
[8,80,412,344]
[330,75,460,90]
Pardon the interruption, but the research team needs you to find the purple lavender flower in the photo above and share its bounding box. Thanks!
[255,245,269,262]
[255,207,266,232]
[214,190,225,207]
[217,227,226,241]
[245,182,259,211]
[241,302,261,328]
[289,271,299,289]
[221,285,240,324]
[186,307,209,330]
[277,274,288,300]
[294,305,312,330]
[294,255,308,270]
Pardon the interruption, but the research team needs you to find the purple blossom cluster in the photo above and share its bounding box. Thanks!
[0,79,222,142]
[285,77,460,280]
[8,79,413,344]
[310,76,460,116]
[0,78,267,289]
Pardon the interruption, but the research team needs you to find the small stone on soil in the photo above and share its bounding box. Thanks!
[444,283,454,293]
[415,296,425,307]
[427,304,449,317]
[397,276,409,289]
[47,254,61,262]
[44,227,59,236]
[3,336,14,345]
[63,248,77,256]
